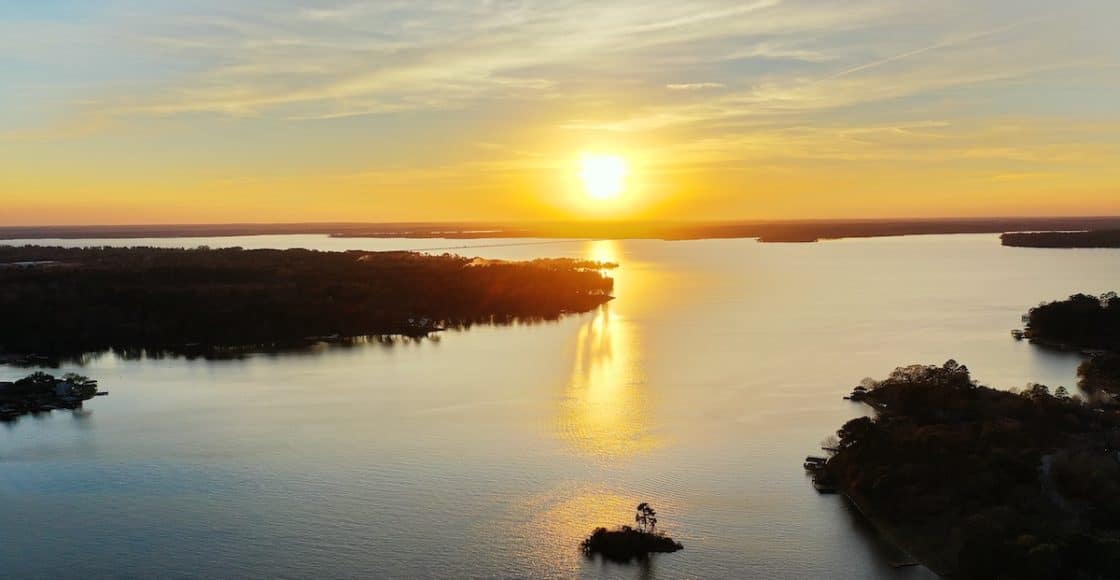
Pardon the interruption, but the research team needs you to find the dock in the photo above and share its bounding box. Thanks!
[812,479,839,494]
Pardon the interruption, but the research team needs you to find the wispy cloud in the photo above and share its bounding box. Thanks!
[666,83,725,91]
[2,0,1118,223]
[7,0,908,122]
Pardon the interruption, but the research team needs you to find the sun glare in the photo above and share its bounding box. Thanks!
[579,154,628,200]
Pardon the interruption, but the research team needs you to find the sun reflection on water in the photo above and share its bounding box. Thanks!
[558,240,656,458]
[507,488,642,572]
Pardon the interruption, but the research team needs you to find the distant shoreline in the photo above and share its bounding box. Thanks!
[1002,229,1120,248]
[3,217,1120,244]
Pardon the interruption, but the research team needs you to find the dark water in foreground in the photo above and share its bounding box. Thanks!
[2,234,1118,579]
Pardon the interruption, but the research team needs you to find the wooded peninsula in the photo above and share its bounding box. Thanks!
[1023,292,1120,352]
[814,291,1120,578]
[823,361,1120,578]
[0,246,615,358]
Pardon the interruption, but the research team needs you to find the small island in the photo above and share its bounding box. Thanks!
[581,503,683,562]
[1,372,105,421]
[818,361,1120,578]
[0,246,616,359]
[1001,230,1120,248]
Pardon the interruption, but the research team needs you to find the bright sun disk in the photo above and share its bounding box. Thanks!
[579,154,628,200]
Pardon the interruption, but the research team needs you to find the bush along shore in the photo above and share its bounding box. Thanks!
[0,372,107,421]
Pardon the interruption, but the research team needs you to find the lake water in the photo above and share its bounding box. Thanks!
[2,234,1118,579]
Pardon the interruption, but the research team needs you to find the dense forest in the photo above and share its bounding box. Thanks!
[824,361,1120,579]
[1002,230,1120,248]
[1024,292,1120,350]
[0,246,615,357]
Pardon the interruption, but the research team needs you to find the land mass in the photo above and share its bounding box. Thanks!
[580,527,683,562]
[0,246,614,359]
[1002,230,1120,248]
[4,216,1120,243]
[822,361,1120,579]
[1,372,105,421]
[821,296,1120,577]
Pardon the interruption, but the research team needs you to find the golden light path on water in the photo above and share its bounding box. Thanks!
[503,483,689,577]
[496,239,669,576]
[558,239,656,458]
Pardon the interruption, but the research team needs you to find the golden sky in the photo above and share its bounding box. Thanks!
[2,1,1119,225]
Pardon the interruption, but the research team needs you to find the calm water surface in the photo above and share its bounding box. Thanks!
[3,234,1118,579]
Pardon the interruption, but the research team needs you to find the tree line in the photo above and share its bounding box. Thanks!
[1001,230,1120,248]
[0,246,615,357]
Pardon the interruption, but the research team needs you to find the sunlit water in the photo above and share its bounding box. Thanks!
[3,234,1118,579]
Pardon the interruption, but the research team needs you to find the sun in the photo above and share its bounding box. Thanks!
[579,153,629,200]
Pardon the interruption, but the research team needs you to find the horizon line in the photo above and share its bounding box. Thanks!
[4,215,1120,230]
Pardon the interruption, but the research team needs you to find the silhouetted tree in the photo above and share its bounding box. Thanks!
[634,503,657,534]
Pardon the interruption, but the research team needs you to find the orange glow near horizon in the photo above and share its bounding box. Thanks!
[1,3,1118,225]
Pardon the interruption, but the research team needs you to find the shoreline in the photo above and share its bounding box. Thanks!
[840,487,956,577]
[833,397,956,577]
